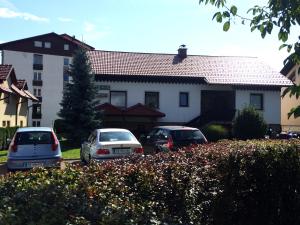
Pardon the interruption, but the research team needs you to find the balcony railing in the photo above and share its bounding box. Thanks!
[32,113,42,119]
[33,64,43,70]
[32,80,43,86]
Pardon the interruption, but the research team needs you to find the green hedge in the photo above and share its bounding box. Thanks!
[0,140,300,224]
[0,126,18,149]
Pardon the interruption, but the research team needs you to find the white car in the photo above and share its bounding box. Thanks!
[80,128,144,163]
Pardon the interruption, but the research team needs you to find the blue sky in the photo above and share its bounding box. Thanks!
[0,0,298,71]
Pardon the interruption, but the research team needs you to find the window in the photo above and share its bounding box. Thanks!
[64,58,70,66]
[38,89,41,97]
[2,121,6,127]
[33,72,42,80]
[33,54,43,65]
[7,121,10,127]
[145,92,159,109]
[37,121,41,127]
[32,121,36,127]
[64,44,69,50]
[250,93,263,110]
[110,91,127,108]
[20,121,23,127]
[34,41,42,47]
[44,42,51,48]
[179,92,189,107]
[33,89,37,96]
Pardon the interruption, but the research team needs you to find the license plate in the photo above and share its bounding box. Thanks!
[113,148,131,154]
[24,162,44,168]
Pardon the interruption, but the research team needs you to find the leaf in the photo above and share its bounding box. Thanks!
[223,11,230,18]
[230,5,237,16]
[279,44,288,50]
[251,26,256,32]
[223,21,230,31]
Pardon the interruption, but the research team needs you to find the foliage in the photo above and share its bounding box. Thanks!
[0,126,18,149]
[0,139,300,224]
[58,49,101,144]
[199,0,300,118]
[201,124,230,142]
[233,106,267,140]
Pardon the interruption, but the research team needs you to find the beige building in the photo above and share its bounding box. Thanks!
[281,63,300,131]
[0,65,37,127]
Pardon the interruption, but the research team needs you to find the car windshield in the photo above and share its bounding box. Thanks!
[15,131,53,145]
[171,130,205,141]
[99,131,135,142]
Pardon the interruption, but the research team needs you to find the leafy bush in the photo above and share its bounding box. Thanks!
[201,124,229,142]
[0,140,300,224]
[0,126,18,149]
[233,106,267,140]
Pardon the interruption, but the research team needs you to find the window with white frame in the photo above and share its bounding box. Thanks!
[44,42,51,48]
[33,71,42,80]
[110,91,127,108]
[64,44,69,50]
[179,92,189,107]
[34,41,42,47]
[250,93,264,110]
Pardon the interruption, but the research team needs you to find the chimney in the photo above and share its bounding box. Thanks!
[178,44,187,59]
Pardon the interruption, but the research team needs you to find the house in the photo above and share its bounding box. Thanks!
[280,62,300,131]
[0,65,37,127]
[88,46,292,133]
[0,32,94,127]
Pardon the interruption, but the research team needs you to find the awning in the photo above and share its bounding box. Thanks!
[0,84,13,94]
[11,84,30,99]
[24,90,39,101]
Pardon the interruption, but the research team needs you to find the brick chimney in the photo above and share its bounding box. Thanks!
[178,44,187,59]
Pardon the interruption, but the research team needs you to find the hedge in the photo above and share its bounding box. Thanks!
[201,124,230,142]
[0,139,300,224]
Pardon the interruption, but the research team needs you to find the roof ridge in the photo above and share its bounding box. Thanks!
[88,49,258,58]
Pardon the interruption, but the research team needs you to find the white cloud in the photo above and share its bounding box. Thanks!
[0,7,49,22]
[58,17,73,22]
[82,21,110,42]
[0,0,17,10]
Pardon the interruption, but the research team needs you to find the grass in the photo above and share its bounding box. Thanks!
[0,140,80,164]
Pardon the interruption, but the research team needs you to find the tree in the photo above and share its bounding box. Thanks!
[199,0,300,118]
[58,48,101,144]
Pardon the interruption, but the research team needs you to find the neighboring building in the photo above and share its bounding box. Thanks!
[0,65,37,127]
[0,32,94,127]
[280,62,300,131]
[87,46,292,133]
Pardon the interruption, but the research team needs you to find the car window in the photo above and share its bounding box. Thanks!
[15,131,53,145]
[147,128,159,137]
[156,129,168,140]
[99,131,136,142]
[171,130,205,141]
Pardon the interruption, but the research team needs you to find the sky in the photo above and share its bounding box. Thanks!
[0,0,299,71]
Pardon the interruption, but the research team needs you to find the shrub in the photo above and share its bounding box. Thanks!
[0,140,299,224]
[201,124,229,142]
[233,106,267,140]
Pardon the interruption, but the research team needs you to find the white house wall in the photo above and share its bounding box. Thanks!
[3,50,67,127]
[96,81,281,124]
[235,89,281,124]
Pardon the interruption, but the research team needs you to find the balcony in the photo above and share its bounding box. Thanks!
[32,80,43,86]
[32,113,42,119]
[37,96,42,102]
[33,64,43,70]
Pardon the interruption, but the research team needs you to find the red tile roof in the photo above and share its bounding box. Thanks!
[88,51,292,86]
[0,65,13,80]
[96,103,165,117]
[125,103,165,117]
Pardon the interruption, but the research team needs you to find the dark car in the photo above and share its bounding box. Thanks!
[142,126,207,154]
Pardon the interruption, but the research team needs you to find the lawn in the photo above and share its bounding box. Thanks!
[0,141,80,163]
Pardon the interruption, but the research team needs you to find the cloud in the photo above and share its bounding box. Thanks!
[58,17,73,22]
[0,0,17,10]
[82,21,110,41]
[0,7,49,22]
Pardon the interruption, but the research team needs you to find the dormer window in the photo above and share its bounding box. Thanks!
[64,44,69,50]
[44,42,51,48]
[34,41,42,47]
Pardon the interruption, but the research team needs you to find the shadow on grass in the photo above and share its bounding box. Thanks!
[60,140,80,152]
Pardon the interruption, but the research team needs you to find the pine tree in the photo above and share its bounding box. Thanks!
[58,48,101,144]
